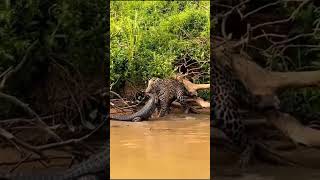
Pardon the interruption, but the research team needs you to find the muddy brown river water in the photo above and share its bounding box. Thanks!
[110,113,210,179]
[1,110,320,179]
[110,111,320,180]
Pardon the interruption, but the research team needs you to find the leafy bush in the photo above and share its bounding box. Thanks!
[0,1,107,76]
[0,1,107,118]
[276,3,320,118]
[110,1,210,90]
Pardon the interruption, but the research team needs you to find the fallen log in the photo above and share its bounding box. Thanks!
[266,110,320,148]
[214,46,320,148]
[212,126,300,166]
[215,48,320,96]
[174,74,210,96]
[173,74,210,108]
[194,97,210,108]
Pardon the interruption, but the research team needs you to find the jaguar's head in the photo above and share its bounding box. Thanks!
[145,77,160,94]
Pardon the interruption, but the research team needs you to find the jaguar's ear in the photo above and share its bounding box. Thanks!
[154,95,159,103]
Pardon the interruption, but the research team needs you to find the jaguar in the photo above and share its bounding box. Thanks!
[211,57,280,167]
[145,77,192,117]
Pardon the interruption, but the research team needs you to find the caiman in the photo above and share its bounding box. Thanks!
[110,93,158,122]
[0,146,109,180]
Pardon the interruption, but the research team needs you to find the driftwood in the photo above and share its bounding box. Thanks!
[217,49,320,96]
[194,97,210,108]
[173,74,210,108]
[214,47,320,148]
[212,125,301,166]
[220,111,320,148]
[266,111,320,148]
[174,74,210,95]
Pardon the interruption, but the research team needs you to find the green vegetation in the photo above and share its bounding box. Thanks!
[110,1,210,90]
[276,4,320,119]
[0,1,107,87]
[234,2,320,120]
[0,1,107,118]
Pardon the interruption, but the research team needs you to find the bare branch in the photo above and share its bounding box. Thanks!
[243,1,282,19]
[0,40,38,90]
[251,0,311,31]
[0,92,62,141]
[267,111,320,148]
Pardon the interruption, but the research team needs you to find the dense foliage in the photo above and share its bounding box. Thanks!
[0,1,107,118]
[110,1,210,90]
[0,1,318,119]
[0,1,107,92]
[222,1,320,120]
[275,3,320,120]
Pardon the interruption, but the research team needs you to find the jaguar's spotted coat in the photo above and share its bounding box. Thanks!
[211,58,280,167]
[145,78,191,117]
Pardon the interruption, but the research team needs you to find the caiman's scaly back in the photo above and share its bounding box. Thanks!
[110,93,158,122]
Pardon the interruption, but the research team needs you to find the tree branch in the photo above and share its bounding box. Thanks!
[0,92,62,142]
[216,49,320,96]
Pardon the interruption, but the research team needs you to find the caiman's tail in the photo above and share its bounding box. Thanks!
[110,114,134,121]
[110,93,155,121]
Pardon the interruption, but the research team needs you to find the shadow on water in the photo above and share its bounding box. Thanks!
[110,113,210,179]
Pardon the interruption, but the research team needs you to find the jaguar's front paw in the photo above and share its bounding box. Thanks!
[237,145,254,171]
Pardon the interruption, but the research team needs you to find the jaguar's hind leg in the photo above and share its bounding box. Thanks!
[159,106,169,117]
[238,143,255,169]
